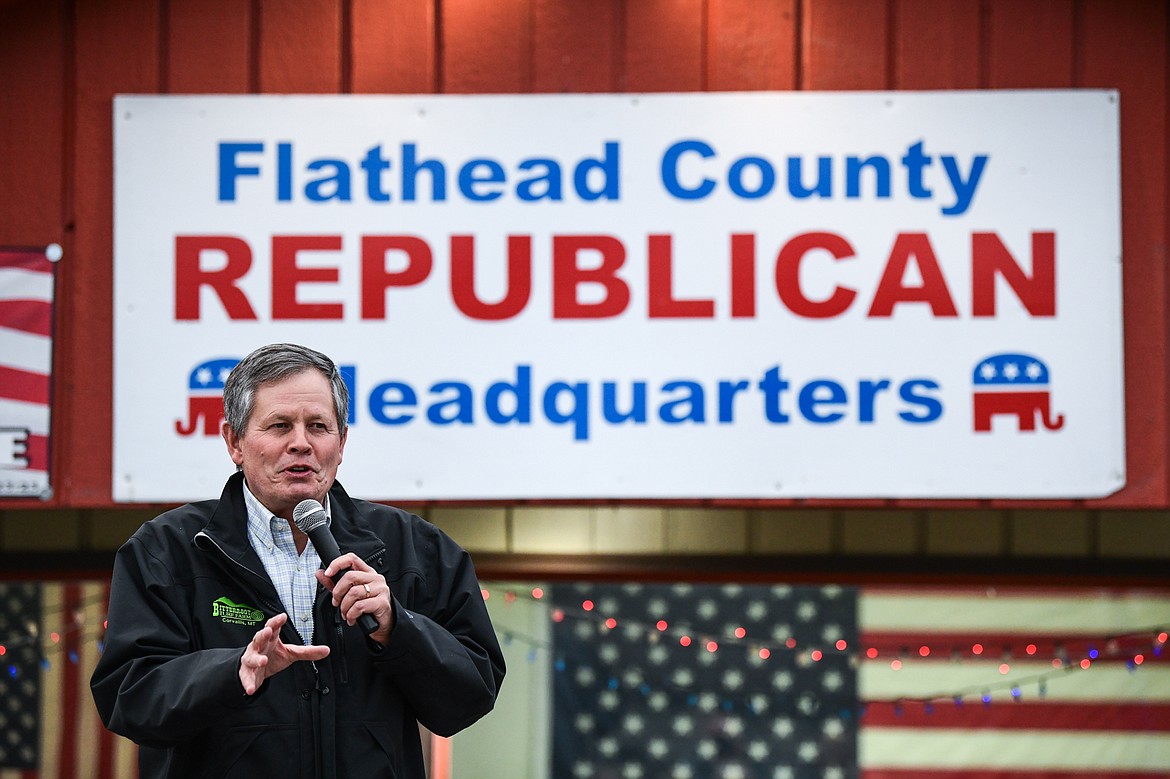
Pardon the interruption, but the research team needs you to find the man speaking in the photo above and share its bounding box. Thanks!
[91,343,505,778]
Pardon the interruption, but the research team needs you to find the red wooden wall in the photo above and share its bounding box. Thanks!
[0,0,1166,509]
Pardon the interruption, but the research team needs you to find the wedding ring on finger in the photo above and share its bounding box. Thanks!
[363,583,371,597]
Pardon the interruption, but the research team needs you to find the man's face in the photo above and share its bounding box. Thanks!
[222,369,347,518]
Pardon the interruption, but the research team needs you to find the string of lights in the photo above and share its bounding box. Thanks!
[0,589,108,675]
[3,584,1166,711]
[481,584,1170,709]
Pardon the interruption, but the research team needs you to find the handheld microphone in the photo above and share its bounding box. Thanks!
[293,499,379,636]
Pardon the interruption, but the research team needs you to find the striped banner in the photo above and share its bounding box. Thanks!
[0,246,57,497]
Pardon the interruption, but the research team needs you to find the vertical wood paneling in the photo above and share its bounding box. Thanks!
[258,0,342,93]
[625,0,705,92]
[800,0,890,506]
[707,0,798,91]
[0,0,1165,509]
[67,0,160,504]
[0,0,72,509]
[1079,0,1168,506]
[532,0,621,93]
[986,0,1075,88]
[0,0,67,241]
[893,0,980,89]
[441,0,532,93]
[802,0,890,89]
[166,0,252,93]
[352,0,436,93]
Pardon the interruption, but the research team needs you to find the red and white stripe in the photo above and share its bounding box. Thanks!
[859,587,1170,778]
[0,248,55,492]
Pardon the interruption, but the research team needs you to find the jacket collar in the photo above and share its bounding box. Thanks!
[318,478,388,565]
[199,471,386,567]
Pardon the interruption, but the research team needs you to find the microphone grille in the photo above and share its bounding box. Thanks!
[292,499,327,533]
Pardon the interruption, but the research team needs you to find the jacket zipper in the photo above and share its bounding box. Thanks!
[326,546,383,685]
[309,660,324,779]
[332,608,348,684]
[199,529,328,776]
[362,548,386,568]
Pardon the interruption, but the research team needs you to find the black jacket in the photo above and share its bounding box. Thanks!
[90,473,505,778]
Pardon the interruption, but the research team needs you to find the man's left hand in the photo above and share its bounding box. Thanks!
[317,553,394,646]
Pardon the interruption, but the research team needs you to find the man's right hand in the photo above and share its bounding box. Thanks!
[239,613,331,695]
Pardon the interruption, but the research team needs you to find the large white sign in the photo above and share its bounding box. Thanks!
[114,92,1124,501]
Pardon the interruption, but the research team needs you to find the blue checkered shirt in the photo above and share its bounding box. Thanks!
[243,484,326,645]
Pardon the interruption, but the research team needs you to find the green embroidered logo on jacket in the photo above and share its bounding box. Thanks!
[212,597,265,626]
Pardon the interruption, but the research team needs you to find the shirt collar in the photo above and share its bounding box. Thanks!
[242,481,331,543]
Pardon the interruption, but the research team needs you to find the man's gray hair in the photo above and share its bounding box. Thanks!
[223,343,349,436]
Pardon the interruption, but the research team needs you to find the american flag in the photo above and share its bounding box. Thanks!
[0,581,138,779]
[551,583,1170,779]
[0,247,56,497]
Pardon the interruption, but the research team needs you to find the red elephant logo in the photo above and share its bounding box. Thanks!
[973,353,1064,433]
[175,358,239,437]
